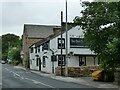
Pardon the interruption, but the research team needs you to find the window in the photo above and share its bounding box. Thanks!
[31,47,34,53]
[43,56,46,68]
[58,55,65,66]
[51,55,57,61]
[70,38,85,48]
[36,58,39,66]
[42,41,49,51]
[38,46,40,53]
[35,47,37,53]
[42,45,44,51]
[79,56,86,66]
[58,38,65,49]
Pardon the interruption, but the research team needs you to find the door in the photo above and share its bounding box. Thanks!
[38,58,41,71]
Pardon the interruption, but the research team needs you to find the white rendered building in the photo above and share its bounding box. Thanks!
[29,26,98,73]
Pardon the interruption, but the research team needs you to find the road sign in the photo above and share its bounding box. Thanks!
[20,50,24,55]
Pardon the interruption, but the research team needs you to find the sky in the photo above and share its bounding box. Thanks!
[0,0,92,37]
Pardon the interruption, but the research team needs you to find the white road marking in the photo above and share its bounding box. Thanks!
[4,67,55,88]
[21,76,24,79]
[31,80,55,88]
[13,72,21,77]
[4,68,9,71]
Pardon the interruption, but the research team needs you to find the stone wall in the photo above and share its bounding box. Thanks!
[114,68,120,86]
[55,67,65,76]
[55,65,99,77]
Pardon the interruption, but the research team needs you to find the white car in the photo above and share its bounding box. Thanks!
[1,60,5,64]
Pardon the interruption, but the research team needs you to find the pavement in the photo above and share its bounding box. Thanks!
[0,64,2,89]
[15,65,120,90]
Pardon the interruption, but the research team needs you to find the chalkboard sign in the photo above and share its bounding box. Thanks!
[70,38,85,47]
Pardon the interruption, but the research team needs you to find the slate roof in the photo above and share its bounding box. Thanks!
[29,22,75,48]
[23,24,60,38]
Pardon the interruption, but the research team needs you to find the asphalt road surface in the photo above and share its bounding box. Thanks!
[2,64,104,90]
[0,63,2,89]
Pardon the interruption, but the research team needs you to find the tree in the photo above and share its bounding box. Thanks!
[2,34,22,60]
[8,47,22,65]
[74,2,120,72]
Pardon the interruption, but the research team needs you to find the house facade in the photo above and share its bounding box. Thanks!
[22,24,61,68]
[29,26,98,74]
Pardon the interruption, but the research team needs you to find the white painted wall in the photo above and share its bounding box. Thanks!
[86,57,98,65]
[68,56,79,67]
[29,45,35,70]
[29,26,98,74]
[50,26,95,55]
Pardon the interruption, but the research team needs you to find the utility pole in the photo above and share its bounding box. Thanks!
[65,0,68,76]
[61,11,63,76]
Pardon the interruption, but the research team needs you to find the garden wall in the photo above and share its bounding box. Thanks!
[55,65,99,77]
[114,68,120,86]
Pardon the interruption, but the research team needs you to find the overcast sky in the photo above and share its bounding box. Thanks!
[0,0,92,37]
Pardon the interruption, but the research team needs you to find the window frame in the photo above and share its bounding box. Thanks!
[38,46,40,53]
[57,38,65,49]
[79,56,86,66]
[43,56,46,68]
[30,47,34,53]
[70,38,86,48]
[35,47,37,53]
[58,55,65,66]
[42,41,49,51]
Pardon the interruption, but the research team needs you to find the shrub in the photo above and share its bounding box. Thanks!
[11,60,19,66]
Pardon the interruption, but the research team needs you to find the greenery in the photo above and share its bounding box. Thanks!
[8,47,22,65]
[1,34,22,65]
[74,2,120,72]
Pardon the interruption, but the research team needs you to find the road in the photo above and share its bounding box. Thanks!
[0,63,2,89]
[2,64,103,90]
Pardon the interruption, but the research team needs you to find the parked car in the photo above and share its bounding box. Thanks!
[1,60,5,64]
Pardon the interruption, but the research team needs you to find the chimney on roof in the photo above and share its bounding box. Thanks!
[53,27,61,35]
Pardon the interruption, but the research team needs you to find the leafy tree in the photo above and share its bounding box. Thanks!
[2,34,22,60]
[74,2,120,72]
[8,47,22,65]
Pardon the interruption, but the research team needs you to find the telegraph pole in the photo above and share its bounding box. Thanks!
[61,11,63,76]
[65,0,68,76]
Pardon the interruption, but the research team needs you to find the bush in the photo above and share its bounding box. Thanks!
[101,70,115,82]
[8,48,22,65]
[11,60,19,66]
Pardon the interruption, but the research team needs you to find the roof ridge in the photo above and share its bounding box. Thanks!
[24,24,60,27]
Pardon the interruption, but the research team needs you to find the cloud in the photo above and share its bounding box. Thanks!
[2,25,23,37]
[2,2,65,26]
[1,0,84,36]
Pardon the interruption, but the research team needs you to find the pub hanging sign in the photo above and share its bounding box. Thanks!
[51,55,57,61]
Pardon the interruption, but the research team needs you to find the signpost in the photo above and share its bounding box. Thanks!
[20,50,24,59]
